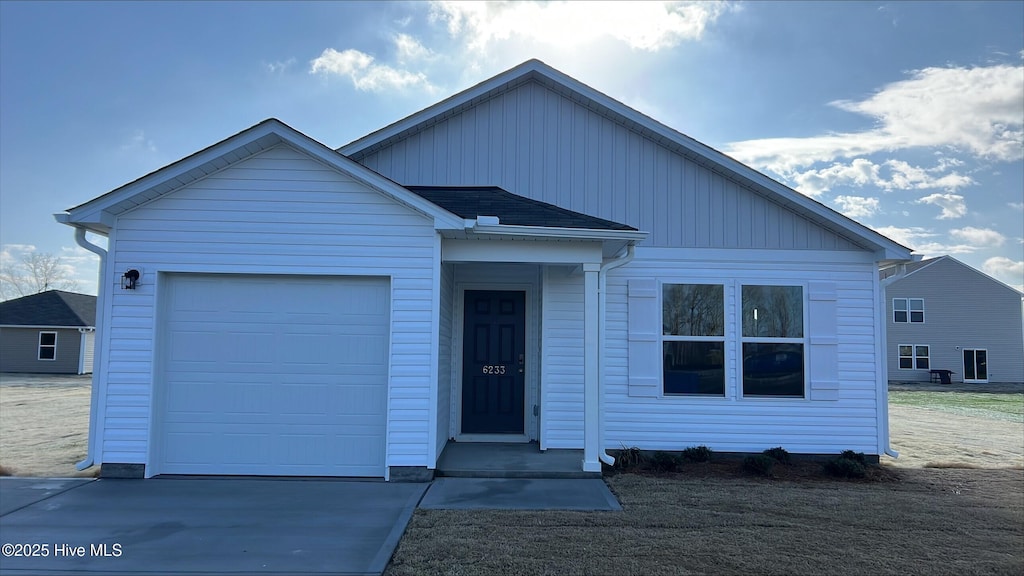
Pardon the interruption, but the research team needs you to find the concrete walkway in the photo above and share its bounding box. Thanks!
[0,477,426,576]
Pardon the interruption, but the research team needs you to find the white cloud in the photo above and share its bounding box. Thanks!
[1009,202,1024,211]
[982,256,1024,286]
[869,225,980,255]
[832,195,880,219]
[790,157,974,197]
[394,33,432,63]
[726,64,1024,174]
[949,226,1006,247]
[310,48,436,93]
[265,58,296,74]
[429,1,730,53]
[916,193,967,219]
[120,129,157,153]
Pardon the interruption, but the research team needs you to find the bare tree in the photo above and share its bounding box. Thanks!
[0,251,81,300]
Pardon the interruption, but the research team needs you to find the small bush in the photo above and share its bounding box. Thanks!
[840,450,867,465]
[823,456,867,478]
[762,446,791,464]
[615,446,645,471]
[650,451,682,472]
[680,445,713,462]
[0,464,13,477]
[743,454,776,476]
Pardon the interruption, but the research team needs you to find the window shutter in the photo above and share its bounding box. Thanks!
[808,281,839,401]
[627,278,660,397]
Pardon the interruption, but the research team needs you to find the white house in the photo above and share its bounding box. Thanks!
[882,256,1024,383]
[56,60,912,479]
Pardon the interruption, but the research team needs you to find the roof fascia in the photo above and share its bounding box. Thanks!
[342,60,912,259]
[469,222,649,242]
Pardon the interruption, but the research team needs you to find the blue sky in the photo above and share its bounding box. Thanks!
[1,1,1022,296]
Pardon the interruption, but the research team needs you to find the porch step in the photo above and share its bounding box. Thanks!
[435,442,602,479]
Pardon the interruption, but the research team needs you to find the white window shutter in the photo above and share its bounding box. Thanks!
[627,278,660,397]
[808,281,839,401]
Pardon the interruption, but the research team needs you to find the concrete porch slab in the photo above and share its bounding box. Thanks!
[418,478,622,511]
[435,442,601,479]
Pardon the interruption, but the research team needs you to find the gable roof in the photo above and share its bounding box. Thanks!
[55,119,466,234]
[898,255,1024,297]
[0,290,96,327]
[406,186,636,231]
[341,59,912,262]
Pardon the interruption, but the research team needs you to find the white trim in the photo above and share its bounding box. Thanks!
[452,283,537,442]
[0,325,95,330]
[638,246,883,265]
[37,331,57,361]
[470,223,648,242]
[443,238,604,265]
[962,348,989,383]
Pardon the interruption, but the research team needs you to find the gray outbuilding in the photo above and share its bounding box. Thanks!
[0,290,96,374]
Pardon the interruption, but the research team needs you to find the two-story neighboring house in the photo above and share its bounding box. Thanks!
[882,256,1024,384]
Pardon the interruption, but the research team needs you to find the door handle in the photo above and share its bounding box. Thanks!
[519,353,524,373]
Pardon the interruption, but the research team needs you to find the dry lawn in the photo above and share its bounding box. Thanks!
[387,467,1024,576]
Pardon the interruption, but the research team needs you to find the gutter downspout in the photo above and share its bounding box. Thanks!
[597,244,636,467]
[70,227,107,471]
[878,268,902,459]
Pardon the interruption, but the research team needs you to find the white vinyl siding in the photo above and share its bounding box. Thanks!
[541,266,584,448]
[886,257,1024,383]
[353,81,863,252]
[96,144,439,470]
[436,261,454,459]
[610,249,882,454]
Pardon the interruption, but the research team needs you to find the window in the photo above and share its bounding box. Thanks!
[893,298,924,323]
[38,331,57,361]
[741,285,805,397]
[898,345,929,370]
[662,284,725,395]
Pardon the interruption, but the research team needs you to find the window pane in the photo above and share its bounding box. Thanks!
[910,311,924,323]
[899,357,913,369]
[663,284,724,336]
[663,342,725,395]
[916,358,930,369]
[899,345,913,356]
[742,343,804,397]
[915,346,929,357]
[39,347,56,360]
[893,299,908,311]
[909,299,924,311]
[894,311,908,323]
[39,333,56,345]
[742,286,803,338]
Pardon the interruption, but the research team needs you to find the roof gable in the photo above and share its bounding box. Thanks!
[901,255,1024,297]
[0,290,96,327]
[57,119,464,234]
[341,60,912,261]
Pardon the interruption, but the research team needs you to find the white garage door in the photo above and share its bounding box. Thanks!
[155,274,389,477]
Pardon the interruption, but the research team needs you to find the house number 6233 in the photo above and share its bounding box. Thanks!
[482,365,507,375]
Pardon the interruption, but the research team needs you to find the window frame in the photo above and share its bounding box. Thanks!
[893,298,925,323]
[661,282,727,397]
[38,331,57,361]
[739,284,808,399]
[898,344,930,370]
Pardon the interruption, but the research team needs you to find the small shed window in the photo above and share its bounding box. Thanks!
[38,331,57,361]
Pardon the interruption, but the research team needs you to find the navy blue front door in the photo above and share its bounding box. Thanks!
[461,290,526,434]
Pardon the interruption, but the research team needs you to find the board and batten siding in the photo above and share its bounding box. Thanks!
[604,249,883,454]
[353,80,862,252]
[886,258,1024,383]
[97,144,439,469]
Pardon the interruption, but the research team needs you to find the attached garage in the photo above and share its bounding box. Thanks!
[153,274,390,477]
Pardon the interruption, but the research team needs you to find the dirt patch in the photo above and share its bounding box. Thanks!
[0,374,96,477]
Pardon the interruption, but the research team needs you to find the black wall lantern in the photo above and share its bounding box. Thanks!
[122,269,140,290]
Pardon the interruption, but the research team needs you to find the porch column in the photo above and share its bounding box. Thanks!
[582,262,601,472]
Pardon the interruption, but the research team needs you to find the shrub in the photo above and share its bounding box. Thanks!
[823,456,867,478]
[615,446,645,471]
[840,450,867,465]
[743,454,776,476]
[650,451,682,472]
[680,445,713,462]
[762,446,790,464]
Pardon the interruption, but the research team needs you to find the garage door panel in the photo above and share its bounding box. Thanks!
[157,274,389,477]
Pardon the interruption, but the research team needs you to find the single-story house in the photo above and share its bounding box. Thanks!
[0,290,97,374]
[55,60,913,479]
[882,255,1024,383]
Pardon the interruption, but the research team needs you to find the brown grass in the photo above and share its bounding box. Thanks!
[386,468,1024,576]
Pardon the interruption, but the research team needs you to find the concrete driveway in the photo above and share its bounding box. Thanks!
[0,477,426,576]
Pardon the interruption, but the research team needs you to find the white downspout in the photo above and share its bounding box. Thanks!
[597,244,636,467]
[878,264,899,459]
[71,227,107,471]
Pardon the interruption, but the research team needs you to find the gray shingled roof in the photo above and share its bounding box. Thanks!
[0,290,97,327]
[405,186,636,231]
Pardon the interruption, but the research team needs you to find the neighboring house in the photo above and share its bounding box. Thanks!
[882,256,1024,384]
[55,60,912,480]
[0,290,97,374]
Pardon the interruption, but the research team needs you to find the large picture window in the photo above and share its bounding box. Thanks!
[38,331,57,361]
[741,285,805,397]
[662,284,725,395]
[893,298,924,323]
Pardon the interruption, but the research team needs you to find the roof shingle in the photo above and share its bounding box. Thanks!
[0,290,97,327]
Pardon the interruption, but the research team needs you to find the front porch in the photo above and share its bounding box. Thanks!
[435,442,601,479]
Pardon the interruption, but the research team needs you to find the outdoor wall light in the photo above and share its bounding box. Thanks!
[122,269,140,290]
